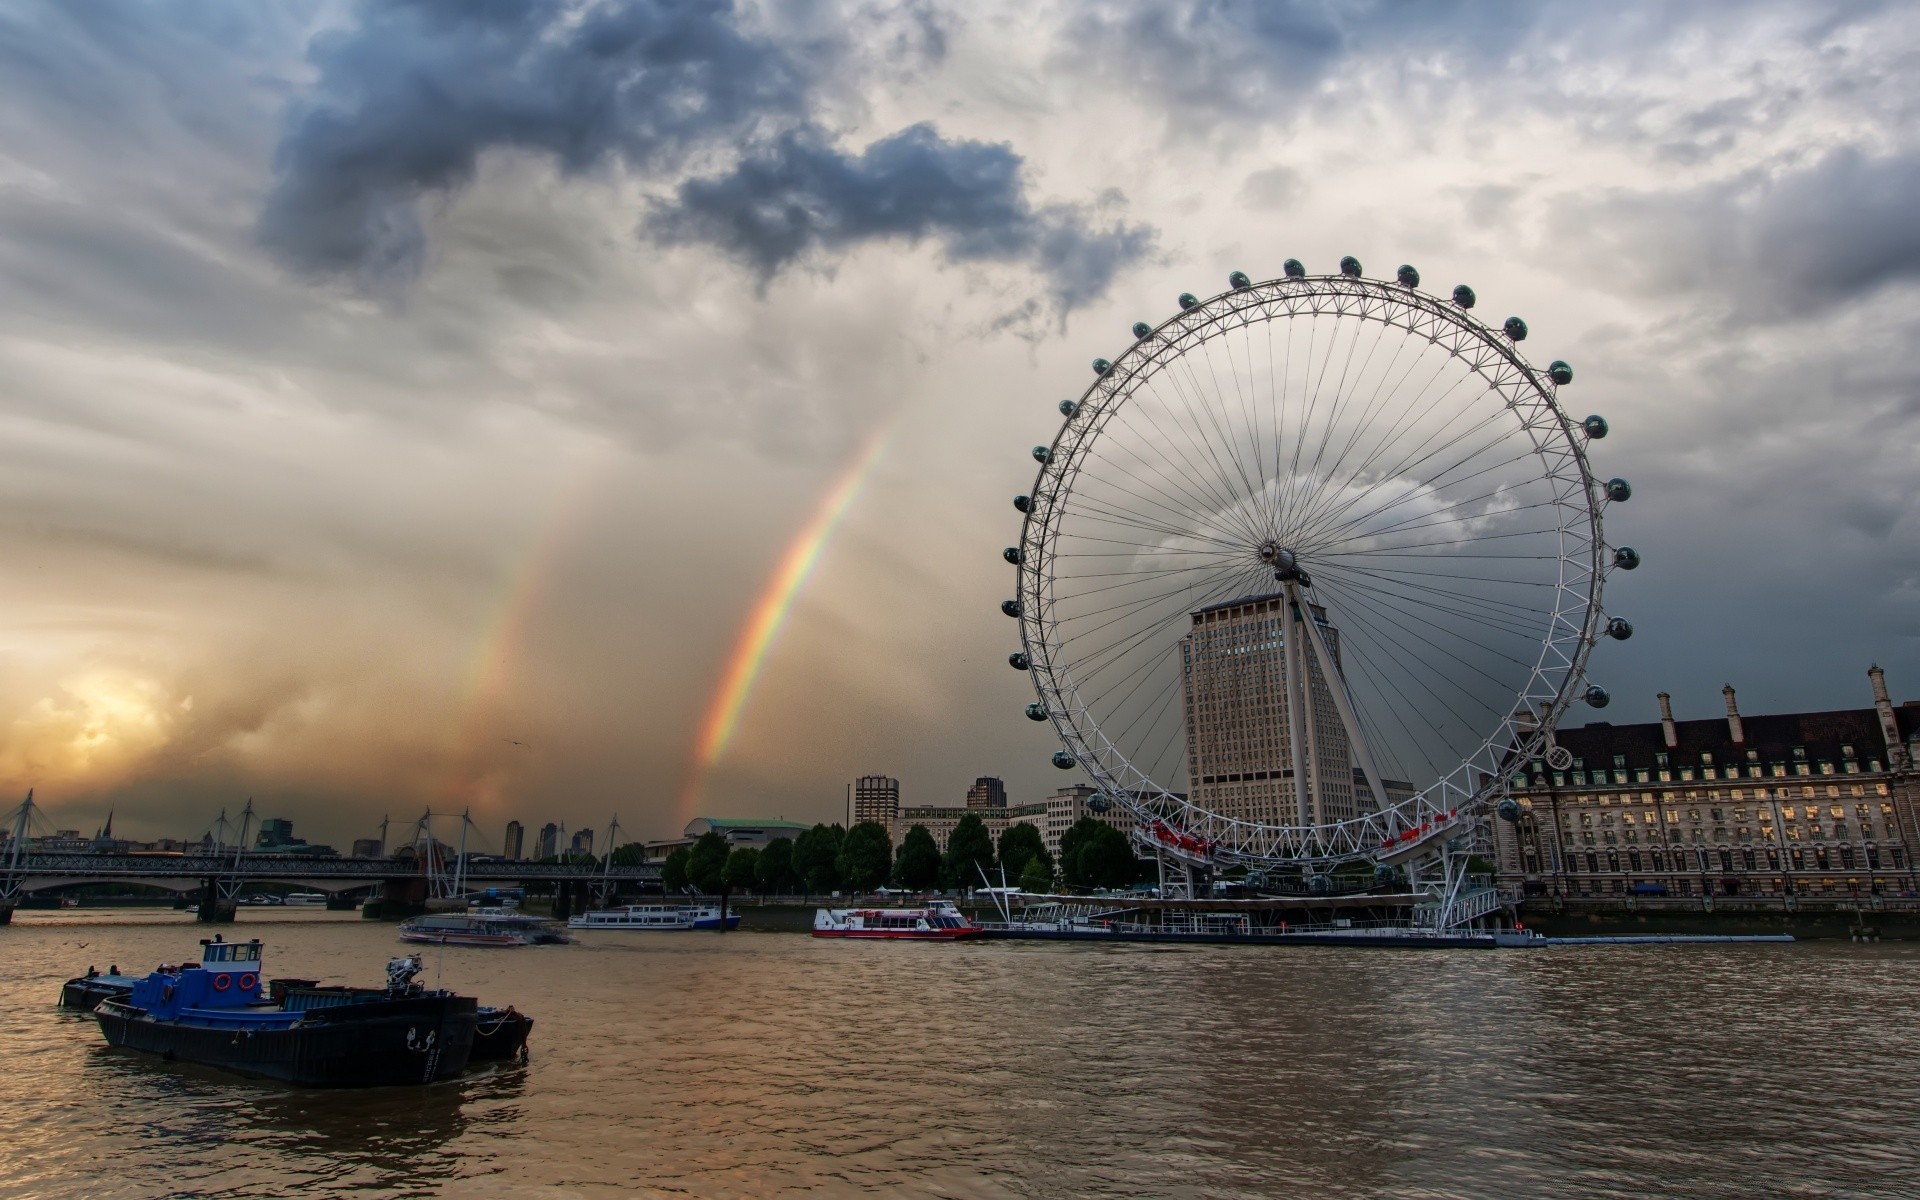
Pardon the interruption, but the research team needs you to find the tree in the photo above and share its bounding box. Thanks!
[1060,818,1142,890]
[836,821,893,893]
[792,823,846,894]
[756,836,796,895]
[687,830,730,894]
[1018,854,1054,893]
[942,812,996,889]
[606,842,648,867]
[997,822,1051,882]
[661,846,691,893]
[724,847,760,893]
[892,825,941,891]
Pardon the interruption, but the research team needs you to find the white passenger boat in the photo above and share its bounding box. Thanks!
[282,892,327,906]
[812,898,984,940]
[399,909,574,947]
[567,903,740,931]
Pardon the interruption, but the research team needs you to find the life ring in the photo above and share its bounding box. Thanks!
[212,974,231,991]
[237,973,258,990]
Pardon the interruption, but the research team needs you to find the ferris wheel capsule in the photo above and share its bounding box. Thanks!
[1228,270,1252,290]
[1613,546,1640,570]
[1583,414,1609,439]
[1177,293,1199,310]
[1008,652,1030,671]
[1092,358,1113,375]
[1013,494,1031,513]
[1548,360,1574,385]
[1503,316,1528,341]
[1339,256,1362,277]
[1283,259,1305,279]
[1585,685,1612,708]
[1606,616,1633,640]
[1059,399,1078,417]
[1396,264,1420,288]
[1051,751,1076,769]
[1003,547,1023,565]
[1496,798,1523,823]
[1025,703,1049,721]
[1452,284,1476,308]
[1032,445,1052,464]
[1132,321,1152,339]
[1604,477,1632,502]
[1000,599,1022,618]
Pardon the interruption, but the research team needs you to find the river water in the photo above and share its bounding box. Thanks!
[1,910,1916,1198]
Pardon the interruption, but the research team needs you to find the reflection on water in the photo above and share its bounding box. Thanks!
[2,914,1919,1198]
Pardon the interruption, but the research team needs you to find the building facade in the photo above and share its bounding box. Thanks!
[853,776,901,826]
[1181,594,1356,829]
[503,820,524,861]
[535,822,559,860]
[966,777,1007,810]
[350,837,384,859]
[1494,668,1920,900]
[641,817,814,864]
[570,828,594,856]
[889,803,1046,855]
[1039,785,1140,860]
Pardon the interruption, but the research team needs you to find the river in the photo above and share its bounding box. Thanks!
[1,910,1916,1198]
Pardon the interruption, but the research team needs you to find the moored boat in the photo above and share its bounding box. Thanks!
[399,908,573,946]
[812,898,985,940]
[93,939,479,1086]
[60,968,138,1011]
[567,903,740,931]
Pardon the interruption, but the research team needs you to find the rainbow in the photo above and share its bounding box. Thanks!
[678,426,894,818]
[443,461,608,806]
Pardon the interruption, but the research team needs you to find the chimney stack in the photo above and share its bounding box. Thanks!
[1869,664,1905,768]
[1722,684,1745,744]
[1657,692,1678,748]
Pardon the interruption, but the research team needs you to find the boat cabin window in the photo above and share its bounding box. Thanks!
[203,941,261,964]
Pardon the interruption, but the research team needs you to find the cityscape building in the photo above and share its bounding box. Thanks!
[853,775,901,826]
[503,820,524,861]
[889,802,1046,855]
[1493,667,1920,900]
[535,822,559,859]
[1039,785,1139,859]
[252,817,335,857]
[639,817,814,864]
[966,777,1007,810]
[350,837,384,858]
[570,827,594,856]
[1181,594,1357,829]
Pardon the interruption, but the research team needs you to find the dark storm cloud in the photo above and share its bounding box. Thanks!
[260,0,1150,308]
[647,123,1156,310]
[259,0,811,286]
[1557,146,1920,319]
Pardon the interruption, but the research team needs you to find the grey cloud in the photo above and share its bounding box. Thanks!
[1556,146,1920,319]
[1239,165,1302,211]
[259,0,1151,311]
[647,123,1155,310]
[258,0,810,287]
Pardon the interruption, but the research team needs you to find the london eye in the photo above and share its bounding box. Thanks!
[1005,260,1636,920]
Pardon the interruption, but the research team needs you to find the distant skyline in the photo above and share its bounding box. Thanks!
[0,1,1916,850]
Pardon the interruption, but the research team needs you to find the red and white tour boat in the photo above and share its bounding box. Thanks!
[811,898,986,940]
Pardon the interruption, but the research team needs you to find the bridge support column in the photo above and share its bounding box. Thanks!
[552,882,575,921]
[368,877,428,921]
[195,878,235,924]
[0,904,12,926]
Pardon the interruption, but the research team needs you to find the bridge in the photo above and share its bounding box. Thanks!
[0,850,661,923]
[2,791,661,923]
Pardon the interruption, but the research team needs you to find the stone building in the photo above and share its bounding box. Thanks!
[890,802,1046,855]
[1493,667,1920,900]
[852,775,900,826]
[965,777,1007,810]
[1181,594,1357,829]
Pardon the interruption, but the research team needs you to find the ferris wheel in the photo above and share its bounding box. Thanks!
[1005,259,1637,898]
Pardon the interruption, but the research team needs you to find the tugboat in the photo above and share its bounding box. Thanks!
[94,937,479,1086]
[568,902,740,931]
[60,965,139,1011]
[267,967,534,1063]
[812,898,986,940]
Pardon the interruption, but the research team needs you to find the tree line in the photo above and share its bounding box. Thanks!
[649,814,1149,897]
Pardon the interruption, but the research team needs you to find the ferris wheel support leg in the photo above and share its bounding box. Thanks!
[1284,606,1312,828]
[1284,580,1393,827]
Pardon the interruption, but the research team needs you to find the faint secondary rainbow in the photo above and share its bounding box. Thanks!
[678,425,895,817]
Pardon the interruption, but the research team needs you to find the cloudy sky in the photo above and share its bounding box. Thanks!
[0,0,1915,851]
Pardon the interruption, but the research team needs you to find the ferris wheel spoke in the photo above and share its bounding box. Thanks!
[1053,556,1264,654]
[1285,360,1479,541]
[1284,320,1421,538]
[1303,432,1544,551]
[1071,469,1254,550]
[1307,575,1509,738]
[1316,481,1559,549]
[1308,573,1533,691]
[1152,356,1269,542]
[1309,558,1559,624]
[1051,556,1255,607]
[1197,333,1271,529]
[1085,403,1266,541]
[1292,311,1394,525]
[1124,375,1267,544]
[1294,408,1525,549]
[1277,312,1360,537]
[1064,501,1249,554]
[1059,562,1272,690]
[1309,564,1551,645]
[1320,524,1565,557]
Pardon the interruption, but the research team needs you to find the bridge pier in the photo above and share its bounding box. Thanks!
[364,877,428,921]
[0,905,12,926]
[195,878,235,924]
[552,882,575,921]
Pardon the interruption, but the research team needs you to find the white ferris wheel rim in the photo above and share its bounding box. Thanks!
[1014,271,1611,868]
